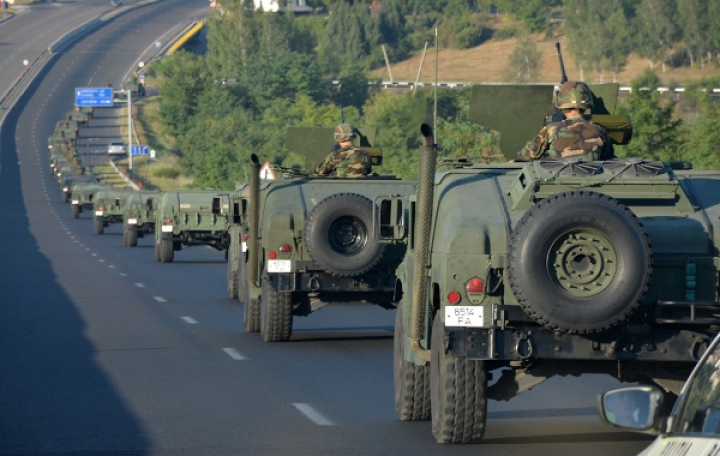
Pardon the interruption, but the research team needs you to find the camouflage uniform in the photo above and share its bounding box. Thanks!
[516,80,614,162]
[313,144,372,178]
[516,115,614,161]
[313,123,372,178]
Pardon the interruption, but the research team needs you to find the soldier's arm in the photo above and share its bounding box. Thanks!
[516,126,550,161]
[312,153,337,176]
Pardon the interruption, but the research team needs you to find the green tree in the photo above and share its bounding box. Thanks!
[496,0,549,33]
[634,0,678,72]
[156,51,210,137]
[615,70,683,162]
[503,32,542,83]
[678,0,711,68]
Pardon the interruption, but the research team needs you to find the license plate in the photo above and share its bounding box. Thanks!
[161,225,173,232]
[241,241,247,253]
[72,200,79,205]
[445,306,484,327]
[128,218,138,225]
[267,259,291,273]
[95,211,103,216]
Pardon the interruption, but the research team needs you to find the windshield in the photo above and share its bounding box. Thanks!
[675,340,720,436]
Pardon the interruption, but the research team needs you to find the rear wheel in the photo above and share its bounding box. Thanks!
[126,227,138,247]
[228,248,239,299]
[159,236,174,263]
[94,217,104,235]
[394,301,431,421]
[260,278,293,342]
[154,239,161,262]
[431,317,487,444]
[71,204,79,219]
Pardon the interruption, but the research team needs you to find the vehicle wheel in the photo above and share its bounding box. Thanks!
[260,278,293,342]
[62,191,69,203]
[94,217,104,235]
[394,300,430,421]
[243,295,260,333]
[154,239,161,262]
[71,204,79,219]
[430,317,487,444]
[304,193,385,277]
[237,255,246,306]
[126,227,138,247]
[159,236,174,263]
[507,190,653,333]
[228,249,239,299]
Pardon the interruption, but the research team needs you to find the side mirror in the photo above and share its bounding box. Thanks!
[374,196,406,242]
[598,386,665,433]
[212,196,223,215]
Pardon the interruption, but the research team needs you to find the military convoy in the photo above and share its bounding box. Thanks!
[386,84,720,444]
[93,189,133,234]
[123,191,161,247]
[154,190,231,263]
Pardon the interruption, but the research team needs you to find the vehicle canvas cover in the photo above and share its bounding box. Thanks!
[285,126,382,172]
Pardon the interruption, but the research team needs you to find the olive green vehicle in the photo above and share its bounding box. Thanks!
[227,184,249,300]
[390,84,720,444]
[154,190,231,263]
[231,128,416,342]
[60,174,96,203]
[123,191,161,247]
[93,189,133,234]
[71,183,107,219]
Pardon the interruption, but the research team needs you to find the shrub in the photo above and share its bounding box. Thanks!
[152,166,181,179]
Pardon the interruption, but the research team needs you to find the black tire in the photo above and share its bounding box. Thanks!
[237,255,246,306]
[71,204,79,219]
[62,191,69,203]
[304,193,385,277]
[430,317,487,444]
[154,239,161,262]
[260,278,293,342]
[507,190,653,333]
[126,227,138,247]
[228,248,239,299]
[159,237,174,263]
[94,217,104,235]
[394,300,431,421]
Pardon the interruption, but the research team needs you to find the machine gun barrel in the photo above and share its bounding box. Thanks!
[556,42,568,84]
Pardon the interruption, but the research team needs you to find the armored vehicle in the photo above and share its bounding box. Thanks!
[71,183,106,219]
[235,127,416,342]
[93,189,134,234]
[154,190,231,263]
[123,191,161,247]
[61,174,96,203]
[390,84,720,444]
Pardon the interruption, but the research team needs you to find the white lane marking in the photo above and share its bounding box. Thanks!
[181,316,198,324]
[120,273,128,277]
[91,253,97,257]
[291,403,335,426]
[222,348,248,360]
[108,265,115,269]
[135,283,145,288]
[154,296,166,302]
[99,259,105,263]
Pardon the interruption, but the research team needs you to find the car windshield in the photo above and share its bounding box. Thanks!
[675,339,720,436]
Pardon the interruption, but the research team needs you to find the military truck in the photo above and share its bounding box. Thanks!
[93,189,134,234]
[389,84,720,444]
[234,127,416,342]
[123,191,161,247]
[154,190,231,263]
[227,184,249,300]
[71,183,106,219]
[61,174,96,203]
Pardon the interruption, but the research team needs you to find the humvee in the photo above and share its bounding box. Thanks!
[71,183,107,219]
[65,110,90,126]
[61,174,96,203]
[235,128,416,341]
[123,191,161,247]
[389,84,720,444]
[93,189,134,234]
[154,190,231,263]
[227,184,249,300]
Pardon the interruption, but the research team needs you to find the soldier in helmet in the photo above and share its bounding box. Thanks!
[515,81,614,162]
[312,123,372,178]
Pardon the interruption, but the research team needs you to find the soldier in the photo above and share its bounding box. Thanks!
[515,81,614,162]
[312,123,372,178]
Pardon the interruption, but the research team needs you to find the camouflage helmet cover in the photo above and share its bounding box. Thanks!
[334,123,356,142]
[556,81,594,111]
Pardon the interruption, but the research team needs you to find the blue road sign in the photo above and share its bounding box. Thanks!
[75,87,114,107]
[131,145,149,156]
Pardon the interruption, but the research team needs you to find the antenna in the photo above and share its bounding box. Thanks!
[340,104,345,124]
[433,27,438,144]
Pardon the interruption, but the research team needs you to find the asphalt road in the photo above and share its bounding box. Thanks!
[0,2,656,455]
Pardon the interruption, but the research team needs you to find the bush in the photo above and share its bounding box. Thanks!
[152,166,181,179]
[493,27,517,41]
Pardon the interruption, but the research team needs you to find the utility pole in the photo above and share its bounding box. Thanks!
[127,90,133,171]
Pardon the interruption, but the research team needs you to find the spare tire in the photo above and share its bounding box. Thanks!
[305,193,385,277]
[507,190,652,333]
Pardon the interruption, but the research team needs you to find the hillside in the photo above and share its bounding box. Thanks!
[374,33,720,86]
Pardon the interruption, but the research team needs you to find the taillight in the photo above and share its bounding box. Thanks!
[98,205,104,211]
[466,277,485,294]
[268,251,277,259]
[243,235,249,242]
[279,244,292,253]
[447,291,462,304]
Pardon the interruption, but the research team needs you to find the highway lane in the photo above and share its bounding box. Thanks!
[1,3,656,455]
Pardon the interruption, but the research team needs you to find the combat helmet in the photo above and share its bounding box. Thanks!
[556,81,594,111]
[334,123,356,142]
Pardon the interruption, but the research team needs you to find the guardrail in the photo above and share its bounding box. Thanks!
[371,81,720,94]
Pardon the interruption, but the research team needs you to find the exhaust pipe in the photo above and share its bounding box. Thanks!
[248,154,261,287]
[409,124,436,362]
